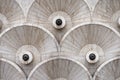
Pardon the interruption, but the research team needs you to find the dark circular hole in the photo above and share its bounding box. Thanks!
[56,19,62,26]
[89,53,96,60]
[23,54,29,61]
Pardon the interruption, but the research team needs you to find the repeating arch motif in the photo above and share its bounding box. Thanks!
[0,25,59,76]
[0,0,120,80]
[27,0,91,41]
[60,24,120,75]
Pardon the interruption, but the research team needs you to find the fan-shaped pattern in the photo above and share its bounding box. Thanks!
[0,25,58,76]
[28,57,92,80]
[93,0,120,31]
[0,0,24,32]
[0,0,24,23]
[61,24,120,58]
[60,24,120,74]
[94,0,120,20]
[94,57,120,80]
[0,58,26,80]
[27,0,90,41]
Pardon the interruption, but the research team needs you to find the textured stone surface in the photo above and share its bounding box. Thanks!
[0,0,120,80]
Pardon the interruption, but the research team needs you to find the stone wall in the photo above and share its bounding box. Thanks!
[0,0,120,80]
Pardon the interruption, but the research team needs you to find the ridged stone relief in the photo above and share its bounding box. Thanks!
[28,57,92,80]
[0,25,58,76]
[94,57,120,80]
[93,0,120,32]
[0,58,26,80]
[0,0,120,80]
[0,0,24,31]
[60,24,120,75]
[27,0,91,41]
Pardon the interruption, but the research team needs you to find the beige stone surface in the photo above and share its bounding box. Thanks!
[0,0,120,80]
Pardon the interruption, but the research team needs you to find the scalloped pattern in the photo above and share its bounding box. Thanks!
[0,0,120,80]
